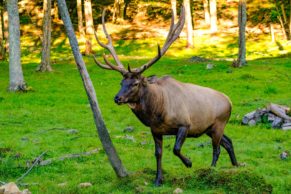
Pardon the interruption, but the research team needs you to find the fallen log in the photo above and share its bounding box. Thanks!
[268,103,291,121]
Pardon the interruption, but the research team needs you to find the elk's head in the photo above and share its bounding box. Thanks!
[93,7,185,105]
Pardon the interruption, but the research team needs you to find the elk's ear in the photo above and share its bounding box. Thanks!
[141,77,148,86]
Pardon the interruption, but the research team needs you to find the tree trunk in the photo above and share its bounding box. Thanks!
[37,0,52,72]
[289,0,291,40]
[84,0,93,35]
[112,0,125,23]
[0,4,5,60]
[84,0,93,55]
[209,0,217,33]
[270,23,275,43]
[57,0,128,178]
[203,0,210,26]
[53,0,59,21]
[7,0,26,91]
[171,0,177,21]
[183,0,193,48]
[233,0,247,67]
[77,0,84,34]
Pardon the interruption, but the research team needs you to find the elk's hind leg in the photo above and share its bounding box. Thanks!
[207,122,225,167]
[220,134,238,166]
[173,126,192,168]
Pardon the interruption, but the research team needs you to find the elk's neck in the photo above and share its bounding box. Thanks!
[129,84,164,126]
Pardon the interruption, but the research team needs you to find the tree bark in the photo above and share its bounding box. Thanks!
[183,0,193,48]
[53,0,59,21]
[289,0,291,40]
[84,0,93,35]
[209,0,217,33]
[233,0,247,67]
[112,0,125,23]
[270,23,275,43]
[77,0,84,34]
[57,0,128,178]
[171,0,177,22]
[7,0,26,91]
[0,4,5,60]
[84,0,93,55]
[37,0,52,72]
[203,0,210,26]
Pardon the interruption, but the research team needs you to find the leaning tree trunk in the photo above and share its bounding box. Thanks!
[57,0,128,178]
[183,0,193,48]
[171,0,177,21]
[209,0,217,33]
[203,0,210,26]
[7,0,26,91]
[232,0,247,67]
[84,0,93,55]
[37,0,52,72]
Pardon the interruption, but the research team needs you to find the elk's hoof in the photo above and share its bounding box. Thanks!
[184,159,192,168]
[154,178,163,186]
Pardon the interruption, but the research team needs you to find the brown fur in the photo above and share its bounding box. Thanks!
[130,76,232,136]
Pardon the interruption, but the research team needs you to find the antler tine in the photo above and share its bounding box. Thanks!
[103,54,126,74]
[93,54,113,70]
[93,9,125,73]
[133,6,185,74]
[100,9,124,69]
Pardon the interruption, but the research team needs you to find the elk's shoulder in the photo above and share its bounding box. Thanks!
[147,75,173,84]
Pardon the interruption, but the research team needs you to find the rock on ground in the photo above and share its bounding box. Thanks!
[173,188,183,194]
[79,182,92,188]
[0,182,31,194]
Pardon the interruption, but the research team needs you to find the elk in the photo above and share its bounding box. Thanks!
[93,7,238,186]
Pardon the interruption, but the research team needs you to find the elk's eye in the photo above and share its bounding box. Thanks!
[132,82,139,87]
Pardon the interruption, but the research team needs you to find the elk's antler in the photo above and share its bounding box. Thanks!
[132,6,185,74]
[93,9,126,74]
[93,6,185,75]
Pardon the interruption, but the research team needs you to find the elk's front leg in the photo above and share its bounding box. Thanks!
[173,126,192,168]
[152,133,163,186]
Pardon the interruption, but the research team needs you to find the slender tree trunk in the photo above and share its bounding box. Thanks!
[270,23,275,43]
[3,5,8,54]
[77,0,84,34]
[84,0,93,55]
[171,0,177,21]
[203,0,210,26]
[84,0,93,35]
[233,0,247,67]
[0,4,5,60]
[112,0,125,22]
[275,3,287,40]
[289,0,291,40]
[183,0,193,48]
[57,0,128,178]
[37,0,52,72]
[53,0,59,21]
[209,0,217,33]
[7,0,26,91]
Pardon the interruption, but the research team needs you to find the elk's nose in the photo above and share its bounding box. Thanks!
[114,95,121,104]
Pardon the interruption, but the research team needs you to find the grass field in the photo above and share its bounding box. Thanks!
[0,32,291,193]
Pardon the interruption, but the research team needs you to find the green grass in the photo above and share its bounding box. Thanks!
[0,33,291,193]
